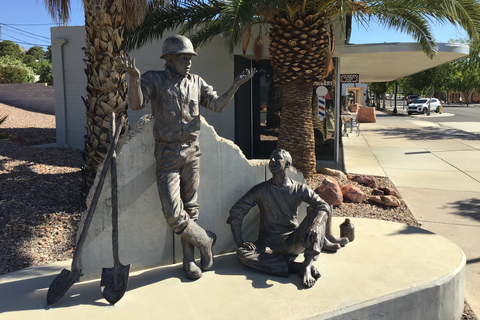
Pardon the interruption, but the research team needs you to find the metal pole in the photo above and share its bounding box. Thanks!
[393,80,398,114]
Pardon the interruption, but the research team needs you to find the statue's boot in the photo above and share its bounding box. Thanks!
[180,220,216,271]
[181,237,202,279]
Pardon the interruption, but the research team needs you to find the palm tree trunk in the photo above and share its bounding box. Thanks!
[82,0,129,189]
[277,80,316,177]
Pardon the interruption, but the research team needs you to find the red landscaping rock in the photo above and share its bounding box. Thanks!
[369,195,402,207]
[341,184,368,203]
[315,177,343,206]
[379,187,400,199]
[347,174,377,188]
[317,168,347,179]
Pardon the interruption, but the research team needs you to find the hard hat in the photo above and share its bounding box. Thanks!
[161,35,197,59]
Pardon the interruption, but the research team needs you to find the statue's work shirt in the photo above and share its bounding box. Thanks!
[140,67,221,143]
[228,179,329,246]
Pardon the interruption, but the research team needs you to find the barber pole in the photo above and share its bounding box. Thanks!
[317,96,326,120]
[316,86,328,121]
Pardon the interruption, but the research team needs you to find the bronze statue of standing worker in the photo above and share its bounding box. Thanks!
[120,35,255,279]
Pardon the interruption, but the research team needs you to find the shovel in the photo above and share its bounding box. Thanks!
[46,114,126,305]
[100,112,131,305]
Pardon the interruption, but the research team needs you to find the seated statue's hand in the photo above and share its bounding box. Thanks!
[304,225,320,246]
[240,241,256,251]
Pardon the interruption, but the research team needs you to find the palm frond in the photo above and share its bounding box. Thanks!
[43,0,71,25]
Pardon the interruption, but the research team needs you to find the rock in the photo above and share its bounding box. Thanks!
[379,187,400,199]
[315,177,343,206]
[347,174,377,188]
[317,168,347,179]
[341,184,368,203]
[356,107,376,123]
[372,189,385,196]
[369,195,402,207]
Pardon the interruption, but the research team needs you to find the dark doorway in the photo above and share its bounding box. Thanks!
[234,56,336,162]
[234,57,281,159]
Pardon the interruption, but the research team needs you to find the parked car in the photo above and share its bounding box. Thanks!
[407,95,419,104]
[407,98,442,115]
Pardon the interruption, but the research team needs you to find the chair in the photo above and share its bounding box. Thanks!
[341,115,360,136]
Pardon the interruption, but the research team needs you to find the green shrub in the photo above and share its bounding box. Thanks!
[0,56,35,83]
[38,60,53,84]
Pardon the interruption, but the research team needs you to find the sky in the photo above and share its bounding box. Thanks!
[0,0,470,51]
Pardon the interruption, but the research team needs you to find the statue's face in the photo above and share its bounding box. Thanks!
[167,54,193,76]
[269,151,288,174]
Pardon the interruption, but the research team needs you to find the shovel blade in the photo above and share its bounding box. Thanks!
[100,263,131,305]
[46,268,81,305]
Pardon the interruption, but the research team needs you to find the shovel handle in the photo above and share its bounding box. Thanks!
[110,113,120,266]
[71,113,125,273]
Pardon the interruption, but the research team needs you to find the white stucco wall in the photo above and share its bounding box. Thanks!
[51,26,236,150]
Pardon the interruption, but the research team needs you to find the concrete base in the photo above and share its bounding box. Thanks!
[0,218,465,320]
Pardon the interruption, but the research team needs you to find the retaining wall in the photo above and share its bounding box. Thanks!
[78,115,304,280]
[0,83,54,114]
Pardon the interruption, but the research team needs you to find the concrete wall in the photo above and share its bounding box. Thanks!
[51,26,237,150]
[78,115,304,280]
[0,83,54,114]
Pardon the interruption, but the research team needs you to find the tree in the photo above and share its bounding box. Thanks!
[44,46,52,62]
[38,60,53,84]
[125,0,480,176]
[447,39,480,104]
[369,81,394,109]
[44,0,149,188]
[26,46,45,61]
[397,39,480,104]
[0,40,24,60]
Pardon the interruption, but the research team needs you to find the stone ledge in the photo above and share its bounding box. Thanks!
[0,218,465,320]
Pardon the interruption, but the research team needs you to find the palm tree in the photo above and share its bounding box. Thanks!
[125,0,480,177]
[44,0,149,188]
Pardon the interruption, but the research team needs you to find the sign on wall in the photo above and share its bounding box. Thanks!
[340,74,359,84]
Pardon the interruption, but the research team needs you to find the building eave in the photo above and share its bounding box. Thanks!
[334,42,469,83]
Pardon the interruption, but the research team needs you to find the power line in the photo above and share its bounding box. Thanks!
[0,23,50,40]
[2,23,56,26]
[2,32,50,47]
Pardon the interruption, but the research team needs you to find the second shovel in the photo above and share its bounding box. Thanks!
[100,112,131,305]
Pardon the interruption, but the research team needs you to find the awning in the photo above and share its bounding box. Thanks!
[335,42,469,83]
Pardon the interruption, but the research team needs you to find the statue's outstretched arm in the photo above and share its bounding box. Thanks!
[209,68,256,113]
[118,55,143,110]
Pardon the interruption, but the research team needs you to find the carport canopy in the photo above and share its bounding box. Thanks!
[335,42,469,83]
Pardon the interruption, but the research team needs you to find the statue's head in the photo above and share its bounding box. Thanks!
[161,35,197,59]
[269,149,292,174]
[161,35,197,76]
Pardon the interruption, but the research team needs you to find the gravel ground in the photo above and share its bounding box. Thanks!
[0,102,476,319]
[0,103,85,274]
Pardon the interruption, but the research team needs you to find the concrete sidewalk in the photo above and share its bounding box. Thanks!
[342,110,480,316]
